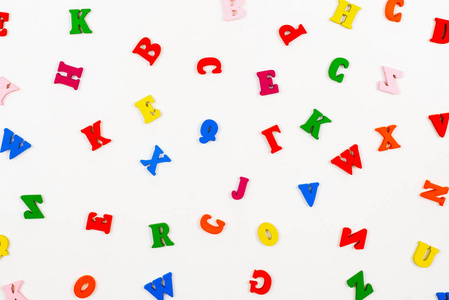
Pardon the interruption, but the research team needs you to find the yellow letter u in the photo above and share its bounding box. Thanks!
[413,241,439,268]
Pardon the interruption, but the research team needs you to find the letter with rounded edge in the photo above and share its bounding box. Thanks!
[74,275,96,298]
[278,24,307,46]
[199,119,218,144]
[223,0,245,21]
[329,57,349,83]
[197,58,222,75]
[0,235,9,258]
[249,270,272,295]
[385,0,404,22]
[430,18,449,44]
[0,12,9,37]
[413,241,439,268]
[133,37,161,65]
[232,176,249,200]
[200,214,226,234]
[258,222,278,246]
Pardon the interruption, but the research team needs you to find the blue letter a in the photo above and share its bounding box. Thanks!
[144,272,173,300]
[298,182,319,207]
[0,128,31,159]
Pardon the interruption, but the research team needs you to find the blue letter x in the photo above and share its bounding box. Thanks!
[140,145,171,176]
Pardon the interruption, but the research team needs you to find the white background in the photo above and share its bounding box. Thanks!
[1,0,449,299]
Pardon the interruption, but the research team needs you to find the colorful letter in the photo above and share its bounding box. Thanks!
[328,57,349,83]
[257,70,279,96]
[261,125,282,154]
[0,128,31,159]
[258,222,278,246]
[385,0,404,22]
[0,12,9,37]
[80,120,111,151]
[378,66,402,94]
[375,125,401,151]
[2,281,27,300]
[20,195,44,219]
[413,241,439,268]
[300,109,332,140]
[69,9,92,34]
[298,182,319,207]
[74,275,96,298]
[141,145,171,176]
[430,18,449,44]
[340,227,367,250]
[133,37,161,66]
[429,113,449,138]
[200,214,226,234]
[249,270,272,295]
[199,119,218,144]
[54,61,83,90]
[197,57,222,74]
[149,223,174,248]
[420,180,448,206]
[330,0,362,29]
[86,213,113,234]
[222,0,245,21]
[232,176,249,200]
[0,235,9,258]
[437,293,449,300]
[278,24,307,46]
[347,271,374,300]
[135,95,161,124]
[0,77,19,105]
[331,144,362,175]
[144,272,173,300]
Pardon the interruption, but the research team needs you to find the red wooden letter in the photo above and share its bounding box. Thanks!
[261,125,282,154]
[420,180,449,206]
[200,214,226,234]
[279,24,307,46]
[197,57,222,75]
[86,212,113,234]
[429,113,449,138]
[430,18,449,44]
[132,37,161,66]
[331,144,362,175]
[249,270,272,295]
[0,12,9,37]
[80,120,111,151]
[340,227,368,250]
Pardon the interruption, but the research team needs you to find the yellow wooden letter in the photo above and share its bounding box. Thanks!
[330,0,361,29]
[0,235,9,258]
[413,241,439,268]
[135,95,161,124]
[258,222,279,246]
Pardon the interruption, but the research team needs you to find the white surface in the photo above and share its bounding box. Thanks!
[1,0,449,299]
